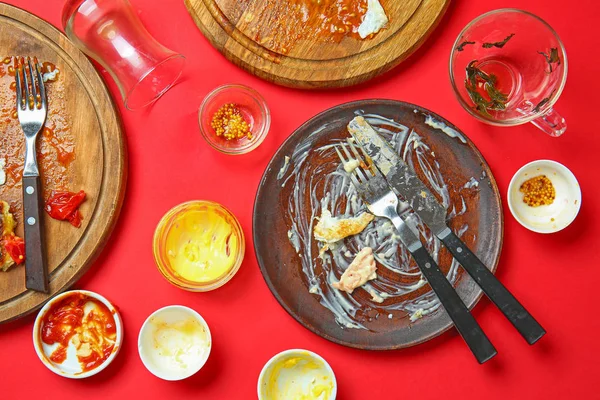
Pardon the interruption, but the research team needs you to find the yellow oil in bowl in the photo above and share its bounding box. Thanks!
[153,201,245,291]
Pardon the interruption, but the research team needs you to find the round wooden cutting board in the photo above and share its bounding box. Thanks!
[185,0,450,88]
[0,4,126,323]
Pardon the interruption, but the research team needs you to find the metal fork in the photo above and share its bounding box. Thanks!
[336,141,497,364]
[15,57,48,293]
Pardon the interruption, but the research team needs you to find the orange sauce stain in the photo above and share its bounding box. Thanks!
[233,0,368,55]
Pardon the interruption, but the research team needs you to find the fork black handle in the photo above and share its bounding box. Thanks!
[441,232,545,344]
[411,246,497,363]
[23,175,48,293]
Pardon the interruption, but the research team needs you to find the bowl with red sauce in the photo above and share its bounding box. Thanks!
[199,84,270,155]
[33,290,123,378]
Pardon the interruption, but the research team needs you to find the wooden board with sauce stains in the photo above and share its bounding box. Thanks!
[0,4,126,323]
[185,0,450,88]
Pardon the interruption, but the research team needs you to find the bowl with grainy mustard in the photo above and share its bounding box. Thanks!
[508,159,581,233]
[199,84,270,155]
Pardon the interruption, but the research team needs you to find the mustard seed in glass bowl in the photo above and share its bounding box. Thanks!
[199,84,270,155]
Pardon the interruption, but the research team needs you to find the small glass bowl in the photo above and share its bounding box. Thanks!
[199,84,270,155]
[153,200,245,291]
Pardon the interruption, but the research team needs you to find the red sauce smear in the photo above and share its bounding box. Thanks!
[40,292,117,372]
[45,190,86,228]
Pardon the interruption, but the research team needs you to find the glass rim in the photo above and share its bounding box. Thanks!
[124,53,186,111]
[198,83,271,155]
[449,8,568,126]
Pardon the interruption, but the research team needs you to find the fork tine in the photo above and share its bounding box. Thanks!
[335,145,365,198]
[33,58,46,109]
[334,146,348,164]
[26,57,38,108]
[353,163,369,185]
[339,141,354,162]
[336,143,368,185]
[14,58,23,110]
[21,57,32,110]
[346,139,367,165]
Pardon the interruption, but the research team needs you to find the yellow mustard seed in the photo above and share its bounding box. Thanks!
[520,175,556,207]
[210,103,252,141]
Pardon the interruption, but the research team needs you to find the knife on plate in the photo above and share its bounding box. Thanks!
[348,116,545,344]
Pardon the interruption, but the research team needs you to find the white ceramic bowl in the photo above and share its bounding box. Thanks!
[138,305,212,381]
[258,349,337,400]
[33,290,123,379]
[508,160,581,233]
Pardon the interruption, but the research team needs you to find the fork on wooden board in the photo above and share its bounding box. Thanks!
[335,140,497,364]
[15,56,49,293]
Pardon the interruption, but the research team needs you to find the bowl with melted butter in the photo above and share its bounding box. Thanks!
[153,200,245,291]
[138,305,212,381]
[258,349,337,400]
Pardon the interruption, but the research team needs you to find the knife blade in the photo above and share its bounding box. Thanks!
[348,116,546,345]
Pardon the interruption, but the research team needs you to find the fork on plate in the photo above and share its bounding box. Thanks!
[335,140,497,363]
[15,56,49,293]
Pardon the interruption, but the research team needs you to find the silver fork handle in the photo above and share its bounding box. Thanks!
[23,135,40,177]
[386,207,497,363]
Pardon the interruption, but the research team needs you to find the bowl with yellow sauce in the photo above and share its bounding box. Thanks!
[508,160,581,233]
[153,200,245,291]
[138,305,212,381]
[258,349,337,400]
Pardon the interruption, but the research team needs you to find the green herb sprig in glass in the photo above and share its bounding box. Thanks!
[538,48,561,73]
[465,60,509,117]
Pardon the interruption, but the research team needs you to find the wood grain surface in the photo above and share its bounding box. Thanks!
[185,0,450,88]
[0,4,126,323]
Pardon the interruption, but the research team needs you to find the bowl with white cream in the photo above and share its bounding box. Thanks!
[138,305,212,380]
[258,349,337,400]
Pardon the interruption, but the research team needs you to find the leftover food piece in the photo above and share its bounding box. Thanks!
[358,0,389,39]
[211,103,252,140]
[41,61,60,82]
[332,247,377,293]
[343,159,360,173]
[40,292,117,372]
[0,158,5,185]
[313,208,374,243]
[482,33,515,49]
[520,175,555,207]
[45,190,86,227]
[0,200,24,271]
[538,48,561,74]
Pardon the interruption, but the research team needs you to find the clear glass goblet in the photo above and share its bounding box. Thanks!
[63,0,185,110]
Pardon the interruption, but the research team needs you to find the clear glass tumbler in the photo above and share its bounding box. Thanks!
[63,0,185,110]
[450,9,567,137]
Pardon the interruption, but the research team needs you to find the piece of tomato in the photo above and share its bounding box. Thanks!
[45,190,86,228]
[4,235,25,264]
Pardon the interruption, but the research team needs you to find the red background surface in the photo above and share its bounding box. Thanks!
[1,0,599,399]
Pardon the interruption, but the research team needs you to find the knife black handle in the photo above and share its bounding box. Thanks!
[23,175,48,293]
[411,246,497,364]
[441,231,545,344]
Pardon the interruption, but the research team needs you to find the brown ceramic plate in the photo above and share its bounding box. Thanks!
[253,100,503,350]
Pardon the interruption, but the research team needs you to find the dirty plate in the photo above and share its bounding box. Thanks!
[253,100,503,350]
